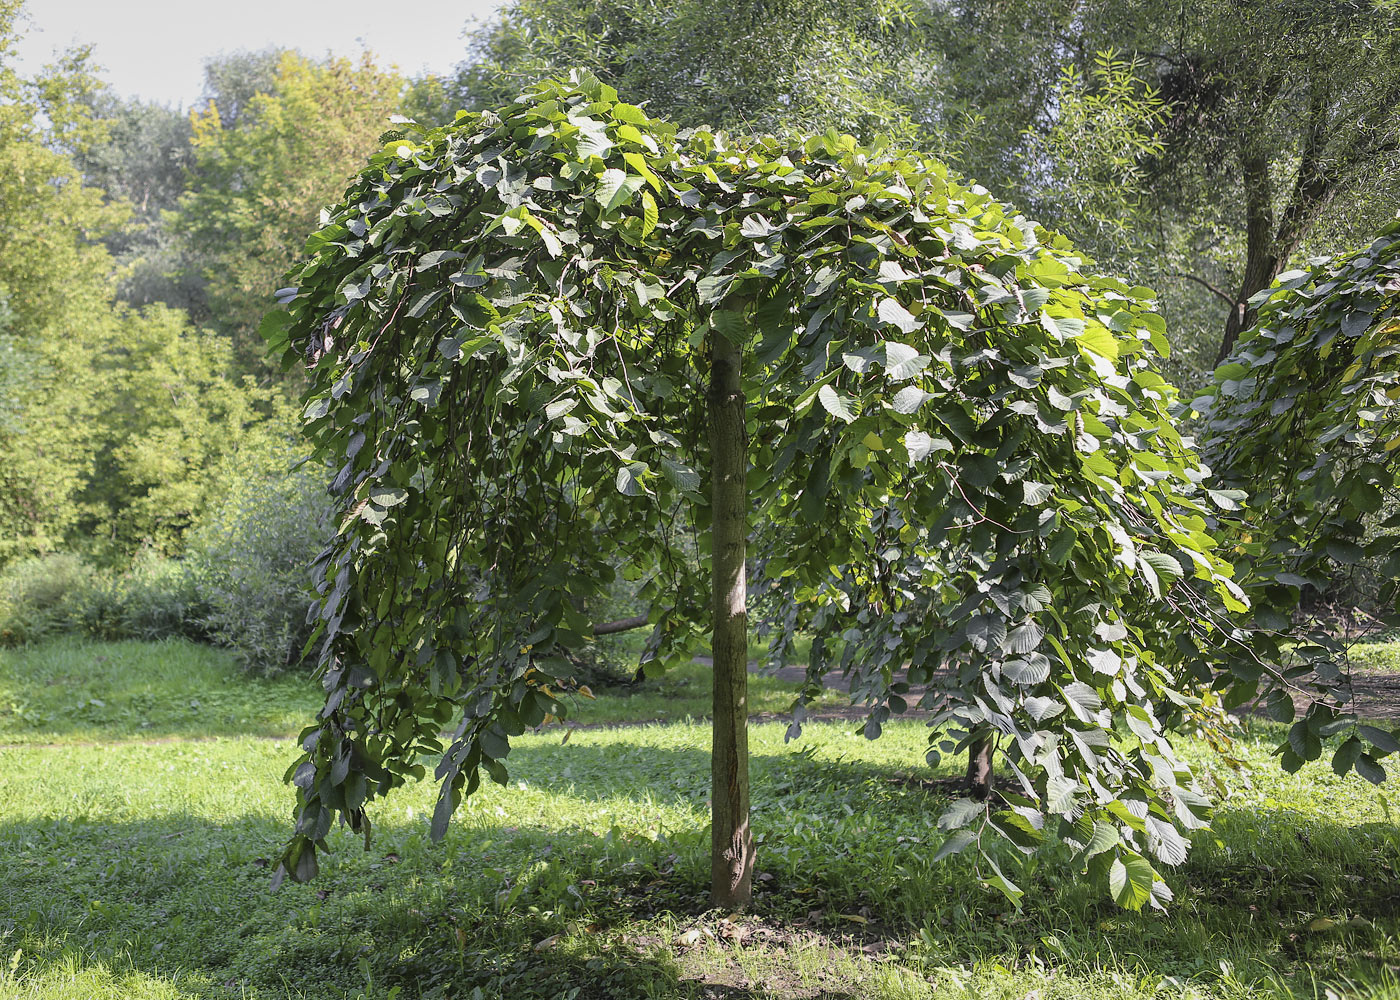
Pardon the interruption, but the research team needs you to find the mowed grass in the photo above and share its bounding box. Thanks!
[0,638,1398,999]
[0,636,843,746]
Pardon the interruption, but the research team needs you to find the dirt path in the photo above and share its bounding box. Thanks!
[743,658,1400,725]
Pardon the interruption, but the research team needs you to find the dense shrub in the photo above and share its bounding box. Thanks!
[73,554,210,643]
[184,452,331,676]
[0,553,96,645]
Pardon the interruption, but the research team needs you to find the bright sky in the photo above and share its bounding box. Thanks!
[15,0,506,108]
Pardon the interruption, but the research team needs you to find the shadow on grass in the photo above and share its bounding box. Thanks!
[0,809,875,999]
[5,735,1400,998]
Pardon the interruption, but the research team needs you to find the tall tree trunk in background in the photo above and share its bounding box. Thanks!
[709,331,754,909]
[1217,90,1336,366]
[1217,153,1278,365]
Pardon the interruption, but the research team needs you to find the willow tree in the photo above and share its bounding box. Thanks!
[265,75,1243,910]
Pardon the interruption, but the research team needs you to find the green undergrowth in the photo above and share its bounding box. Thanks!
[1354,643,1400,672]
[2,637,1399,999]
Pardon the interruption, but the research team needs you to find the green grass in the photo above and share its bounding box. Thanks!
[1,636,1399,999]
[1353,642,1400,672]
[0,637,844,746]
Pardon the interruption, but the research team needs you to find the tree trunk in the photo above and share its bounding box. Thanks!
[1217,153,1278,366]
[967,733,994,801]
[708,331,754,909]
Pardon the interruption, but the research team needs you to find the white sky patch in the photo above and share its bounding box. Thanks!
[15,0,506,108]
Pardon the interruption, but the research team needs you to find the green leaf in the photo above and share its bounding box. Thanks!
[933,828,977,862]
[595,169,642,212]
[1359,724,1400,755]
[1076,325,1120,362]
[891,386,934,414]
[818,384,858,423]
[1022,481,1053,505]
[1355,753,1387,785]
[877,297,920,335]
[882,342,927,380]
[982,853,1024,909]
[640,190,659,236]
[1265,688,1295,724]
[1108,851,1155,910]
[661,458,701,494]
[937,797,985,832]
[615,462,649,496]
[1083,820,1119,859]
[370,486,408,506]
[697,274,733,305]
[1142,554,1184,594]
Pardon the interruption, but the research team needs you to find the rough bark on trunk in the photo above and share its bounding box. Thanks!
[967,733,994,801]
[1217,89,1336,366]
[708,331,753,908]
[1218,153,1279,366]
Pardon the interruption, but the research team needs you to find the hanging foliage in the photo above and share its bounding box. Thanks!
[1196,219,1400,781]
[265,74,1247,910]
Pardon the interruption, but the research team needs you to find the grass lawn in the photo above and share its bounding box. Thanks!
[1,637,1399,999]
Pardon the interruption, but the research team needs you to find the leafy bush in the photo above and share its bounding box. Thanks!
[184,450,331,676]
[0,553,96,645]
[72,554,210,643]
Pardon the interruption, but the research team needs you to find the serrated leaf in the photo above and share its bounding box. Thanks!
[1265,687,1295,724]
[1076,324,1120,361]
[891,385,934,414]
[1142,551,1184,586]
[1108,852,1155,910]
[419,249,465,269]
[1359,724,1400,755]
[640,190,659,236]
[1145,814,1189,866]
[883,342,927,380]
[937,796,985,832]
[615,462,650,496]
[661,458,701,493]
[1022,481,1053,504]
[595,168,642,212]
[933,828,977,862]
[983,853,1024,908]
[1060,680,1102,722]
[430,785,456,842]
[1024,695,1063,722]
[818,384,858,423]
[697,274,733,305]
[1083,820,1119,859]
[1005,622,1044,654]
[1356,754,1387,785]
[877,297,920,334]
[370,486,408,506]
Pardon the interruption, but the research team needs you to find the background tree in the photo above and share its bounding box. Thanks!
[268,76,1247,912]
[444,0,940,144]
[174,50,405,377]
[934,0,1400,369]
[0,3,124,560]
[71,92,198,310]
[78,305,285,558]
[0,10,284,564]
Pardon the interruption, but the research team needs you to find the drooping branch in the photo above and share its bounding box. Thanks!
[591,615,650,636]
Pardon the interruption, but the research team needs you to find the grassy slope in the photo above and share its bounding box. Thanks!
[0,638,1398,999]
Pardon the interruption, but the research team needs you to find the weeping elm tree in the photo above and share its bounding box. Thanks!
[1195,220,1400,781]
[264,75,1245,910]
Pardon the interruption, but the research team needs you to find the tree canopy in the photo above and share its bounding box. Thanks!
[268,75,1256,910]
